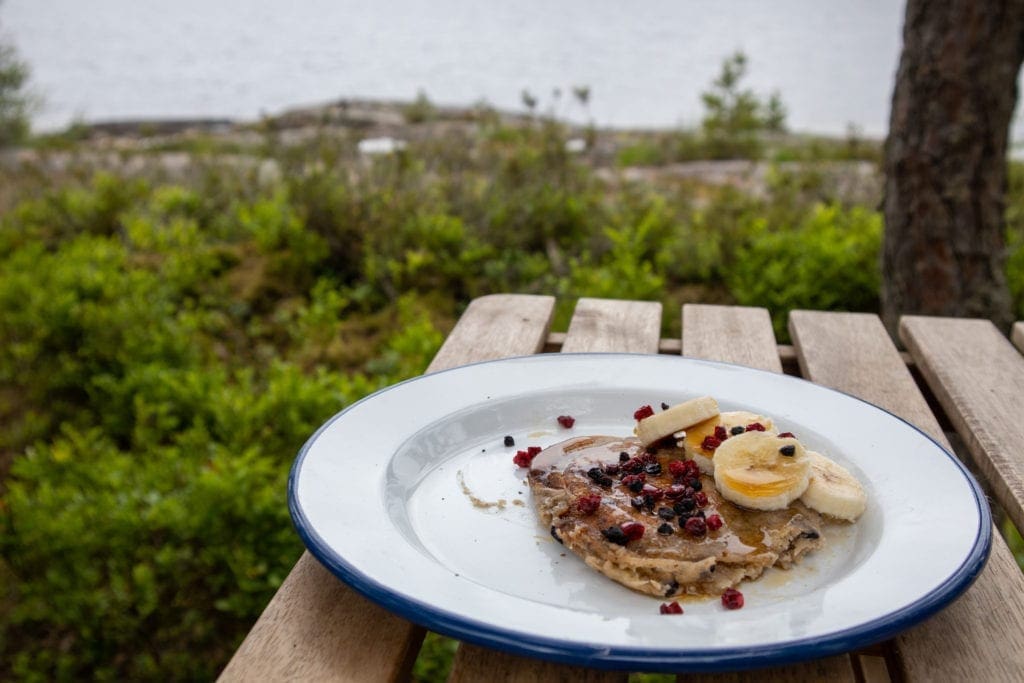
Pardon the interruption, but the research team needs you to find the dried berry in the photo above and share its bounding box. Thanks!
[657,507,676,520]
[661,402,670,410]
[557,415,576,428]
[633,405,655,421]
[706,514,723,531]
[701,435,722,451]
[778,431,795,438]
[674,498,696,514]
[619,451,630,462]
[657,522,675,535]
[641,484,664,501]
[745,422,767,432]
[513,450,534,467]
[601,526,629,545]
[664,484,688,500]
[622,457,645,474]
[621,473,646,490]
[659,601,684,614]
[688,478,702,492]
[668,460,689,478]
[587,467,605,481]
[604,463,621,476]
[714,425,728,441]
[527,445,542,456]
[643,462,662,476]
[684,516,707,537]
[596,475,614,488]
[630,496,644,510]
[504,435,515,447]
[694,491,709,508]
[721,588,744,609]
[576,494,602,515]
[779,444,796,457]
[620,522,645,541]
[730,425,746,436]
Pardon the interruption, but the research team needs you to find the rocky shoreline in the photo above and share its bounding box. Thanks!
[4,98,883,206]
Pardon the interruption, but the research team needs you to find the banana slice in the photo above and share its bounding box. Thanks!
[800,451,867,521]
[681,411,777,474]
[635,396,719,446]
[713,432,810,511]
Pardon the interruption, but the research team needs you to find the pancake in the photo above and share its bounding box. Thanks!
[527,435,823,598]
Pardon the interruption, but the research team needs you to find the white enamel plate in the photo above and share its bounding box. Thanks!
[289,354,991,672]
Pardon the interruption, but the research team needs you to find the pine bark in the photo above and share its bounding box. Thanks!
[882,0,1024,333]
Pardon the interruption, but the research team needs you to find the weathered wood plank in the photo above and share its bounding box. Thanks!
[219,294,556,682]
[900,316,1024,535]
[681,304,783,373]
[791,310,1024,681]
[561,298,662,353]
[679,305,856,682]
[448,297,646,682]
[1013,321,1024,354]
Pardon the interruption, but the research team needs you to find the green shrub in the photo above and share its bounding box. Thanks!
[726,203,883,338]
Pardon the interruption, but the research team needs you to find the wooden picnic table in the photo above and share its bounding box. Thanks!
[220,295,1024,682]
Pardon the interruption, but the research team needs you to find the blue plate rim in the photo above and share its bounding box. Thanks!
[287,352,993,672]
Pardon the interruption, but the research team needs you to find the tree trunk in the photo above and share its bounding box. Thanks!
[882,0,1024,334]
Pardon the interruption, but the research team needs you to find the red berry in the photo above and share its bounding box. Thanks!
[527,445,542,456]
[706,514,723,531]
[664,483,688,499]
[684,516,707,537]
[576,494,602,515]
[721,588,744,609]
[633,405,655,421]
[668,460,687,478]
[714,425,728,441]
[557,415,576,428]
[778,431,795,438]
[701,435,721,452]
[620,521,645,541]
[746,422,766,432]
[694,491,709,508]
[641,484,664,500]
[659,602,684,615]
[621,473,646,488]
[513,450,534,467]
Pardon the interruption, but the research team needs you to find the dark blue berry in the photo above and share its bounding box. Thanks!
[780,445,796,456]
[643,462,662,476]
[657,507,676,520]
[730,425,745,436]
[602,526,629,545]
[504,435,515,447]
[657,522,674,535]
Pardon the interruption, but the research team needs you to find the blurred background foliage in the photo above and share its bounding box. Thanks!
[0,49,1022,681]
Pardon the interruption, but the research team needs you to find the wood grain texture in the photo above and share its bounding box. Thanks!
[219,294,557,683]
[679,306,855,681]
[681,305,783,373]
[1013,321,1024,353]
[791,310,1024,681]
[560,298,662,353]
[448,296,653,682]
[429,294,556,372]
[900,316,1024,533]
